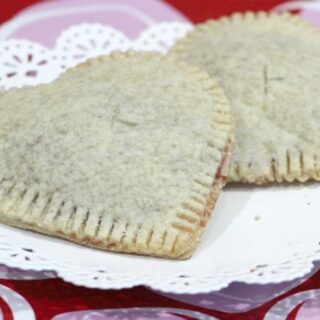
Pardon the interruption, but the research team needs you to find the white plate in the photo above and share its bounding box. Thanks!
[0,184,319,293]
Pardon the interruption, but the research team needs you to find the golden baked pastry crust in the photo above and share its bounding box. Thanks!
[0,52,233,259]
[171,12,320,184]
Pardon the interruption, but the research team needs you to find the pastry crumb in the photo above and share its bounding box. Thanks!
[254,215,261,221]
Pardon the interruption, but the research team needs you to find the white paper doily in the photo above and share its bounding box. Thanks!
[0,22,193,89]
[0,184,319,293]
[0,22,320,293]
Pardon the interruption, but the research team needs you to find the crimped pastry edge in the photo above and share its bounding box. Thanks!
[0,139,232,260]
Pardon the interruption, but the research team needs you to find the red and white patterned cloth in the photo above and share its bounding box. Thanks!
[1,0,320,319]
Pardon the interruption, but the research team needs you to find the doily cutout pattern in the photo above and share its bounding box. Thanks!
[0,22,192,89]
[0,227,319,293]
[0,40,62,90]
